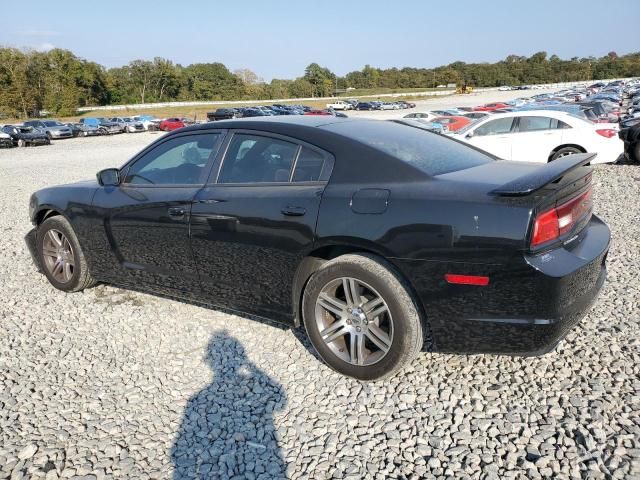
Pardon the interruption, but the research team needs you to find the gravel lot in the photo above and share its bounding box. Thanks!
[1,97,639,480]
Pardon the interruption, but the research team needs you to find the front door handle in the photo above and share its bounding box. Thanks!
[168,207,186,218]
[281,206,306,216]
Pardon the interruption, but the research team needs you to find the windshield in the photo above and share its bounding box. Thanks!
[43,121,62,127]
[322,120,494,176]
[123,118,132,122]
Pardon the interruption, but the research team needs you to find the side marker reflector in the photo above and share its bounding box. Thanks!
[445,274,490,286]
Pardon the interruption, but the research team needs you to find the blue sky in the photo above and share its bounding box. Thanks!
[3,0,639,80]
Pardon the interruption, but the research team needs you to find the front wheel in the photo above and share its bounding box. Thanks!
[37,216,96,292]
[302,253,424,381]
[17,139,26,147]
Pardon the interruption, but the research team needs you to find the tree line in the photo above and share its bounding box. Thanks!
[0,47,638,118]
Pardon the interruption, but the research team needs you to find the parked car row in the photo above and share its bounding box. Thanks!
[399,79,638,164]
[617,79,640,163]
[0,114,166,147]
[206,103,358,123]
[354,100,416,111]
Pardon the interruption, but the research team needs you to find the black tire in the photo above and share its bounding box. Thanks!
[633,142,640,164]
[37,216,96,292]
[302,253,424,381]
[550,146,582,162]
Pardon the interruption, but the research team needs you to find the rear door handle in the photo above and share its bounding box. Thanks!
[168,207,186,218]
[281,206,306,216]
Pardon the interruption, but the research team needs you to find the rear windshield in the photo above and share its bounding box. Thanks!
[321,120,494,175]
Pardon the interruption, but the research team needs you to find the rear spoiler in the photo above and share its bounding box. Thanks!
[491,153,596,196]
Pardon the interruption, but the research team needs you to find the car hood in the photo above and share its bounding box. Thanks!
[47,126,71,132]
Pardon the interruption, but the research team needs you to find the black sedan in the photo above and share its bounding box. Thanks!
[207,108,239,121]
[2,125,50,147]
[26,117,609,380]
[618,122,640,163]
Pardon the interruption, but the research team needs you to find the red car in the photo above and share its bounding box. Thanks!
[431,116,471,132]
[159,118,187,131]
[304,109,333,116]
[473,102,510,112]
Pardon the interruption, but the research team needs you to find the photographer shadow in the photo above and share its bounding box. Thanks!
[171,331,287,479]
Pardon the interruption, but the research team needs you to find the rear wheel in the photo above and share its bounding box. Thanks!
[37,216,95,292]
[302,253,424,381]
[550,146,582,162]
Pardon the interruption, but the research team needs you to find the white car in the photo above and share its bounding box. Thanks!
[325,100,353,111]
[454,110,622,164]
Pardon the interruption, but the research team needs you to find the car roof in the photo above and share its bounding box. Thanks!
[180,115,353,132]
[483,110,574,119]
[171,117,434,184]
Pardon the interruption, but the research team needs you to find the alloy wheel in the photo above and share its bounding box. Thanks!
[41,229,75,283]
[314,277,394,366]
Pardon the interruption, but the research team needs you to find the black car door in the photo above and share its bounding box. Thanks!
[91,131,225,292]
[190,130,334,320]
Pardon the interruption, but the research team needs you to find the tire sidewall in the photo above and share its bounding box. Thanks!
[303,257,419,381]
[37,217,83,291]
[551,147,581,162]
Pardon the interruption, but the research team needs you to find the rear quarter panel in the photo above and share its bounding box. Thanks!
[315,179,532,264]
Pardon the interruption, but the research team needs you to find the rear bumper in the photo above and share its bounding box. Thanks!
[394,215,610,355]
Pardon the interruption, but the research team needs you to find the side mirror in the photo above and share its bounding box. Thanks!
[466,131,474,139]
[97,168,120,186]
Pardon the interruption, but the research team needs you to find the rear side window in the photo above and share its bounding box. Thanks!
[474,118,515,136]
[218,134,298,183]
[518,116,553,132]
[321,120,494,176]
[293,147,324,182]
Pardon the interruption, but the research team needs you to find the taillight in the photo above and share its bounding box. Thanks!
[596,129,617,138]
[531,208,559,246]
[531,189,593,248]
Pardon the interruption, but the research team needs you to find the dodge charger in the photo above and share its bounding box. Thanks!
[27,117,610,380]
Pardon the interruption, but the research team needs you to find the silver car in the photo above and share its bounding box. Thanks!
[24,120,73,139]
[110,117,145,133]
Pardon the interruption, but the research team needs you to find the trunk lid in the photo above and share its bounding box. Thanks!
[438,155,595,251]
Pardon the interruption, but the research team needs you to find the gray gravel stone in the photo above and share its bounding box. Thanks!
[0,134,638,479]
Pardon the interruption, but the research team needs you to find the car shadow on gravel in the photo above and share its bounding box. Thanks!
[171,330,288,479]
[100,283,325,359]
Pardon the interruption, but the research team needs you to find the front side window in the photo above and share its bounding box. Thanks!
[473,117,515,136]
[218,134,298,183]
[124,134,221,185]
